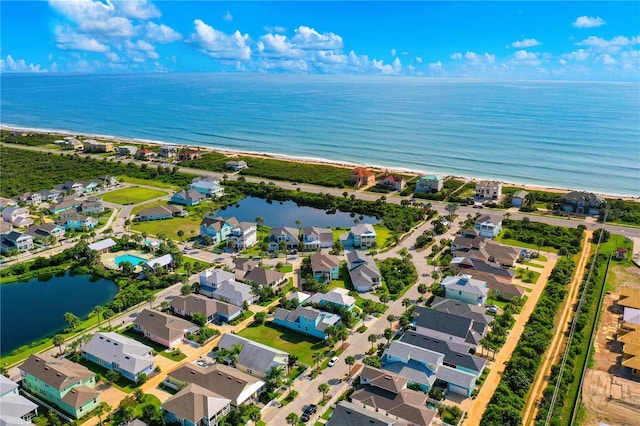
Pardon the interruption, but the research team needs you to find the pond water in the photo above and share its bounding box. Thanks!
[218,197,379,228]
[0,272,118,356]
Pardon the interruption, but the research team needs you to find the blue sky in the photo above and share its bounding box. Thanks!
[1,1,639,80]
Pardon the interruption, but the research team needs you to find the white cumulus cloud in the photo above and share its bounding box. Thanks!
[450,52,462,59]
[573,16,606,28]
[113,0,160,20]
[55,26,109,52]
[257,33,300,57]
[596,54,616,64]
[291,26,343,50]
[415,57,423,64]
[576,35,640,53]
[145,22,181,43]
[562,49,590,61]
[510,38,541,48]
[428,61,442,70]
[189,19,252,61]
[0,55,42,72]
[464,51,495,64]
[514,50,537,60]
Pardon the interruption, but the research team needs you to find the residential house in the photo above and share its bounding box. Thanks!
[327,401,401,426]
[268,226,299,251]
[227,222,257,251]
[346,250,381,293]
[400,331,487,377]
[0,222,13,235]
[158,145,178,158]
[81,332,155,383]
[287,291,311,306]
[19,354,100,419]
[306,288,356,311]
[14,192,42,206]
[144,254,174,272]
[162,383,230,426]
[25,223,66,241]
[0,197,17,211]
[225,160,248,171]
[59,181,84,195]
[190,178,225,198]
[377,173,406,191]
[98,175,117,188]
[135,149,156,160]
[450,256,515,282]
[49,200,82,215]
[340,224,377,249]
[309,252,340,282]
[64,137,82,150]
[178,148,201,161]
[38,189,64,203]
[0,375,38,425]
[468,273,525,301]
[199,269,236,298]
[211,281,256,307]
[171,189,203,206]
[80,180,99,194]
[239,266,287,290]
[0,232,34,253]
[429,297,492,332]
[217,334,289,378]
[163,363,265,407]
[475,181,502,201]
[117,146,138,156]
[441,274,489,306]
[80,198,104,215]
[60,214,98,231]
[302,226,334,250]
[83,140,114,153]
[200,216,238,243]
[382,341,478,397]
[171,294,242,323]
[618,330,640,378]
[351,366,437,426]
[617,247,628,260]
[412,306,485,351]
[273,306,341,340]
[474,214,502,238]
[415,175,443,193]
[234,258,260,274]
[350,167,376,188]
[511,190,529,207]
[562,191,605,215]
[87,238,117,254]
[137,205,186,222]
[2,207,33,227]
[133,309,198,348]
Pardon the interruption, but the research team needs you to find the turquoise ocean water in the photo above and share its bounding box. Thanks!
[1,74,638,196]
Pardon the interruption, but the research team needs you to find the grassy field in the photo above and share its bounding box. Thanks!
[131,215,201,241]
[103,187,167,205]
[238,321,326,366]
[494,235,559,253]
[374,224,394,247]
[117,176,181,190]
[516,268,541,284]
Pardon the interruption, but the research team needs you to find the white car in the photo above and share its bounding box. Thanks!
[328,356,339,367]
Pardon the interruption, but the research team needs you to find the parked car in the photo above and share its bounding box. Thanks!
[268,181,276,185]
[328,356,339,367]
[292,182,298,185]
[301,404,317,422]
[487,305,499,314]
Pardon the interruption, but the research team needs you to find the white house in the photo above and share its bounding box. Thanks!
[0,375,38,425]
[81,332,155,383]
[227,222,257,251]
[441,274,489,306]
[475,181,502,201]
[474,214,502,238]
[415,175,444,193]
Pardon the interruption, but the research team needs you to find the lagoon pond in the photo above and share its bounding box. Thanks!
[0,272,118,356]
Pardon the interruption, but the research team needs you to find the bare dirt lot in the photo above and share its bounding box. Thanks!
[581,264,640,426]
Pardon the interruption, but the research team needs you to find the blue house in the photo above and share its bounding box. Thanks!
[190,178,225,198]
[340,224,377,248]
[63,214,98,231]
[170,189,203,206]
[200,216,238,244]
[309,252,340,282]
[441,274,489,306]
[273,306,340,340]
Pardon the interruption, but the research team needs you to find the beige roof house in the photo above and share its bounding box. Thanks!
[133,309,198,348]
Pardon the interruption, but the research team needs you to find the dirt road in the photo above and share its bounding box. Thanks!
[521,230,593,425]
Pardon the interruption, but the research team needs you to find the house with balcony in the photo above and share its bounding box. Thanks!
[25,223,66,241]
[225,160,248,171]
[475,181,502,201]
[227,222,257,251]
[415,175,443,193]
[38,189,64,203]
[474,214,502,238]
[171,189,203,206]
[19,354,100,419]
[377,173,406,191]
[441,274,489,306]
[117,146,138,156]
[80,198,105,215]
[350,167,376,188]
[59,214,98,231]
[200,216,238,244]
[273,306,340,340]
[302,226,334,250]
[2,207,33,227]
[190,177,225,198]
[81,332,155,383]
[340,224,377,249]
[211,281,256,307]
[199,269,236,298]
[268,226,299,251]
[171,294,242,324]
[159,145,179,158]
[0,231,34,253]
[14,191,42,206]
[562,191,605,215]
[346,250,381,292]
[309,252,340,282]
[0,375,38,425]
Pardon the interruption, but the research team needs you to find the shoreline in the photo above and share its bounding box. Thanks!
[2,123,638,201]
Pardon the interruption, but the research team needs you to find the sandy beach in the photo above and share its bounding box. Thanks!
[2,124,638,202]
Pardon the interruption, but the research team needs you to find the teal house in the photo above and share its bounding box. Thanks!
[273,306,340,340]
[19,354,100,419]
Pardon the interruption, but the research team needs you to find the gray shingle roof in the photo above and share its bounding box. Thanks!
[241,267,285,287]
[326,401,397,426]
[217,334,288,377]
[81,332,154,377]
[133,309,198,343]
[430,296,492,326]
[310,253,340,272]
[400,331,487,374]
[413,306,472,339]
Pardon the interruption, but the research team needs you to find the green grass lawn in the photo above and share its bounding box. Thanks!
[277,265,293,273]
[102,187,167,205]
[238,322,327,366]
[373,224,393,247]
[76,357,138,393]
[494,235,558,253]
[131,215,201,241]
[522,261,545,268]
[516,268,541,284]
[117,175,181,190]
[120,327,186,362]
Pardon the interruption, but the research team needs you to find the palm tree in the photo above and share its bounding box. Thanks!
[318,382,330,402]
[102,308,115,329]
[446,202,459,224]
[345,355,355,378]
[92,305,104,327]
[255,216,265,228]
[53,335,65,355]
[379,293,389,306]
[177,230,185,241]
[312,352,323,372]
[387,314,396,327]
[402,297,412,313]
[417,283,428,301]
[286,413,299,426]
[146,293,156,308]
[368,333,378,351]
[383,327,394,345]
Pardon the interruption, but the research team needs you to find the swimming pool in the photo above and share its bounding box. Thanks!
[114,254,148,266]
